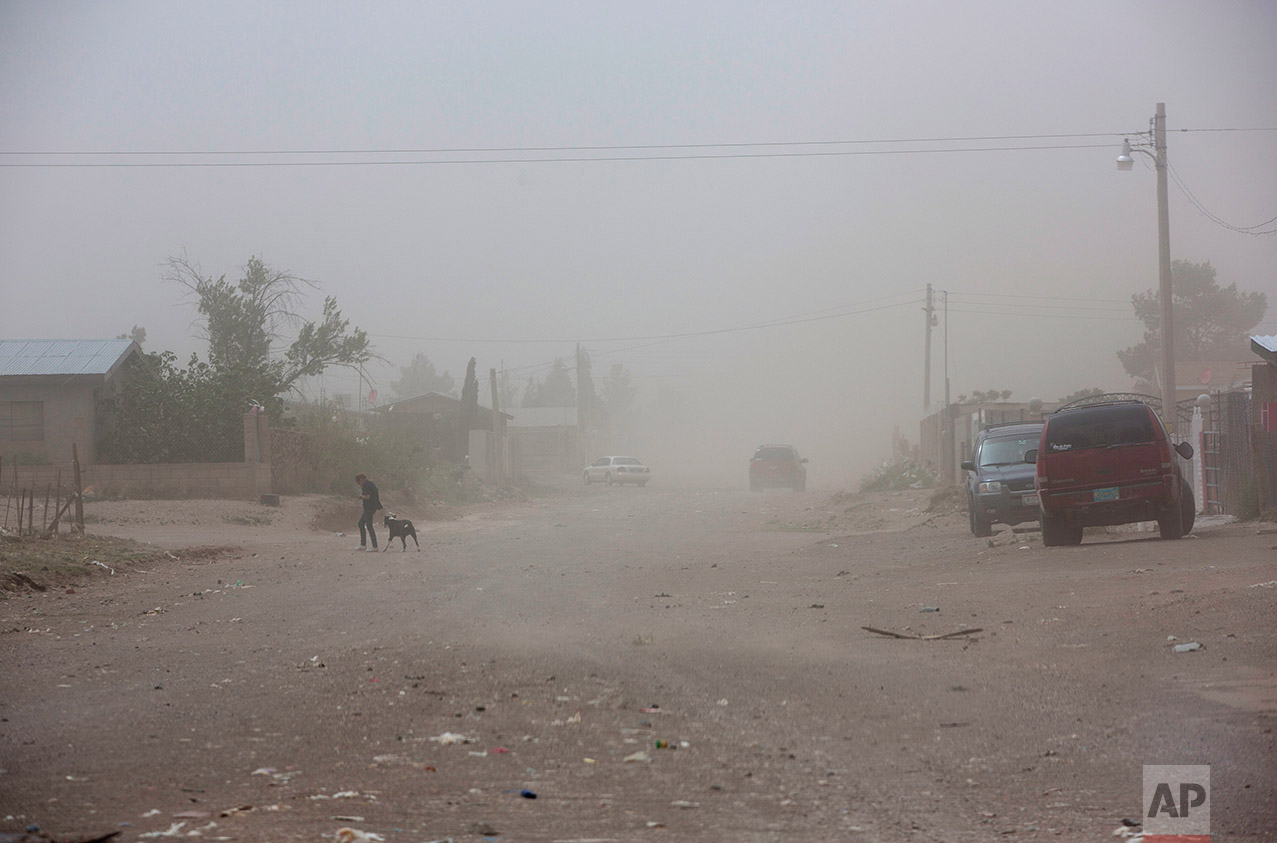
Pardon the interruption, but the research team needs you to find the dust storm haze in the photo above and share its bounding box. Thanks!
[2,1,1275,487]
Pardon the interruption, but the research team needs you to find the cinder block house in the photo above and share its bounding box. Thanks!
[0,339,140,466]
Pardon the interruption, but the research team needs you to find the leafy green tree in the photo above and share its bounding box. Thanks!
[1118,260,1267,390]
[460,358,479,431]
[391,352,455,399]
[116,325,147,348]
[576,348,599,428]
[602,363,638,432]
[99,351,243,463]
[165,254,372,401]
[955,389,1013,404]
[1059,387,1106,404]
[100,256,373,462]
[522,359,576,408]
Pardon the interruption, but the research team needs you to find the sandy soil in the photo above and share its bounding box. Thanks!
[1,483,1274,842]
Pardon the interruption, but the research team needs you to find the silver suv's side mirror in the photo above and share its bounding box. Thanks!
[1175,441,1194,460]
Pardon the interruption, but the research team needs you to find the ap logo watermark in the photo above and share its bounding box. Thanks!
[1144,764,1210,840]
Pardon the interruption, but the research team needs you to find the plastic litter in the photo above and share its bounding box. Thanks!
[920,606,940,613]
[1172,642,1202,653]
[335,829,385,843]
[430,731,474,745]
[520,790,537,799]
[623,750,651,763]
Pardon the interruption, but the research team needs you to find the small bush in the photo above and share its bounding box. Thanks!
[860,458,937,492]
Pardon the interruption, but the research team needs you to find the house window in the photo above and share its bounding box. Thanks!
[0,401,44,441]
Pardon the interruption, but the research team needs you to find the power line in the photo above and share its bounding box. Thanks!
[370,295,922,346]
[6,127,1274,158]
[946,306,1138,322]
[0,144,1120,168]
[0,133,1138,157]
[1168,162,1277,236]
[947,290,1132,304]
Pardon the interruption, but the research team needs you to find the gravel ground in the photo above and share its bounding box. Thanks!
[1,483,1273,842]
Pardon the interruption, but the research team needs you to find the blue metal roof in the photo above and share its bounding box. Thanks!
[0,339,138,377]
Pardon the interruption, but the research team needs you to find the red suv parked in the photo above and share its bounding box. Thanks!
[1026,401,1195,546]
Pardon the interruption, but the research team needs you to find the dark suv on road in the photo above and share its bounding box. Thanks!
[749,444,807,492]
[961,421,1044,537]
[1026,400,1195,546]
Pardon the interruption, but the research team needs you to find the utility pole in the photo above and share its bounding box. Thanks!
[923,283,934,411]
[943,290,952,484]
[1153,102,1176,433]
[489,367,503,489]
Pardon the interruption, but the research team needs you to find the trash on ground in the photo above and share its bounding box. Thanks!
[624,750,651,763]
[1172,642,1202,653]
[920,606,940,613]
[335,829,386,843]
[671,800,700,808]
[863,626,982,640]
[430,731,474,745]
[520,789,537,799]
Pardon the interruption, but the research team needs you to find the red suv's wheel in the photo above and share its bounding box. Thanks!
[1158,496,1186,539]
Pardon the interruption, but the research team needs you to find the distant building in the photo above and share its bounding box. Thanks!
[0,339,140,466]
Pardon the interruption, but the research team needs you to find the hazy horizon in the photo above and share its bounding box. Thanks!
[3,1,1274,486]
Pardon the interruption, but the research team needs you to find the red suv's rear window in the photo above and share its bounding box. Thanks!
[1045,404,1155,453]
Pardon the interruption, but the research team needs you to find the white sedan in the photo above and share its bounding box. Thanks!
[583,456,651,487]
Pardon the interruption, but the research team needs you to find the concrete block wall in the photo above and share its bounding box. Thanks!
[2,462,271,501]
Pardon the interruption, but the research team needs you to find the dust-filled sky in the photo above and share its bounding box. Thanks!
[2,1,1275,484]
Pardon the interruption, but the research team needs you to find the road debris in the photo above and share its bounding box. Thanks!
[430,731,474,745]
[862,626,982,640]
[623,750,651,763]
[335,829,385,843]
[1171,642,1202,653]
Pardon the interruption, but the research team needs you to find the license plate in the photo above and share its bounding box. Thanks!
[1022,494,1039,506]
[1093,487,1119,502]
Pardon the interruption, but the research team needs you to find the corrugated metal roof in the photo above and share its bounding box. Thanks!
[0,339,137,377]
[1252,335,1277,365]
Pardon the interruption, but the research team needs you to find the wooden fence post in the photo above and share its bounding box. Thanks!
[72,443,85,534]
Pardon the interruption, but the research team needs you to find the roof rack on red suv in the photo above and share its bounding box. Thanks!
[1026,400,1195,546]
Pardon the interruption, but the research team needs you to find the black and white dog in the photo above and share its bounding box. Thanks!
[382,512,420,552]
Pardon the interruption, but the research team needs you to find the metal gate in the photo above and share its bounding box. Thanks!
[1202,391,1254,516]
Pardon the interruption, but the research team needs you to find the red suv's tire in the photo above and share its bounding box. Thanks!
[1158,495,1186,540]
[1180,479,1196,534]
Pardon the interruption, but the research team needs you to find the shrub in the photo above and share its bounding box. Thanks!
[860,458,937,492]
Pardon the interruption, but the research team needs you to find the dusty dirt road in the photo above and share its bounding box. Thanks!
[1,483,1274,842]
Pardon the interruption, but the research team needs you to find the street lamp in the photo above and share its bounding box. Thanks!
[1117,102,1176,432]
